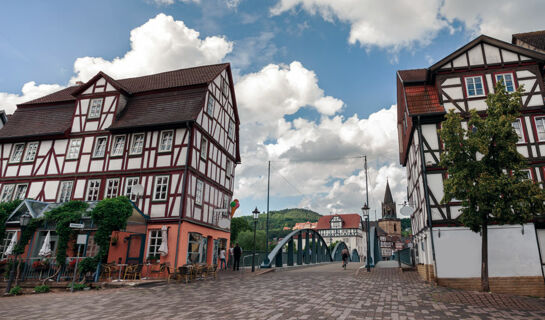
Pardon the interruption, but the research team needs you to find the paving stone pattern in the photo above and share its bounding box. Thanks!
[1,263,544,319]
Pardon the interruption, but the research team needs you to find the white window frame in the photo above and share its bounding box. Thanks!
[195,180,204,206]
[88,98,103,119]
[200,137,208,160]
[23,142,39,162]
[66,138,82,160]
[9,143,25,163]
[159,130,174,153]
[92,136,108,158]
[207,95,215,116]
[130,133,145,155]
[13,184,28,200]
[105,178,120,198]
[228,121,235,141]
[0,184,15,202]
[464,76,485,97]
[57,181,74,203]
[1,230,17,260]
[86,179,101,201]
[111,135,126,157]
[147,229,163,258]
[512,119,524,143]
[125,177,140,201]
[153,175,169,201]
[535,117,545,141]
[522,169,532,180]
[495,72,516,93]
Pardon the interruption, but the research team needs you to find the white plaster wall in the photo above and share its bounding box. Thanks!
[433,224,542,278]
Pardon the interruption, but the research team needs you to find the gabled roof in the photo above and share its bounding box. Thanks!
[316,213,361,230]
[20,86,78,106]
[430,35,545,72]
[397,69,428,83]
[512,30,545,51]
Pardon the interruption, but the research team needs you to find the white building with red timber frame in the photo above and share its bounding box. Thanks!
[0,63,240,269]
[397,32,545,297]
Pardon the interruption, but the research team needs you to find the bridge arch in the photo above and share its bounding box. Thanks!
[261,228,334,268]
[331,241,351,261]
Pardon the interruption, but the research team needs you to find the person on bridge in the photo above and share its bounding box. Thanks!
[341,248,349,270]
[233,243,242,271]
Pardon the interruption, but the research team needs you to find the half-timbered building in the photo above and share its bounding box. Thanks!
[0,63,240,270]
[397,33,545,297]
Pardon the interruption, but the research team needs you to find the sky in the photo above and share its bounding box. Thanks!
[1,0,545,219]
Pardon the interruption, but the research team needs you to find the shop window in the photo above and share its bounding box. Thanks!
[187,233,207,264]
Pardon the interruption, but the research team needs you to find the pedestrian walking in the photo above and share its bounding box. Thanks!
[341,248,349,270]
[220,248,227,270]
[233,243,242,271]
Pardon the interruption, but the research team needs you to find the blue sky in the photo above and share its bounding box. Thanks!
[1,0,544,217]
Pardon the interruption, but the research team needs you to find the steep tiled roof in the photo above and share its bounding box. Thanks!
[316,214,361,230]
[397,69,427,83]
[21,86,78,106]
[0,103,74,141]
[405,85,444,115]
[512,30,545,51]
[109,87,207,130]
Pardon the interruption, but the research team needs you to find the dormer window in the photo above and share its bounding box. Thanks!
[330,216,342,229]
[88,98,103,119]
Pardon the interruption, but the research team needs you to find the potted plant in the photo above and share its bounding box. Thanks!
[111,236,118,246]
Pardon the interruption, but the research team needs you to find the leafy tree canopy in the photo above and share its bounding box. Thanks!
[91,196,133,260]
[230,217,251,242]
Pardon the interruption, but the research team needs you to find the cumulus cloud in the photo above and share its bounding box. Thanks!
[70,13,233,83]
[0,82,65,114]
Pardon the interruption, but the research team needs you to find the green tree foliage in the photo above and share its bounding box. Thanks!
[230,217,251,242]
[91,196,133,260]
[44,201,88,266]
[0,200,22,243]
[400,218,411,231]
[439,81,545,292]
[236,230,267,252]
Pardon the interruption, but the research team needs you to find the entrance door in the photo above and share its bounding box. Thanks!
[126,233,146,264]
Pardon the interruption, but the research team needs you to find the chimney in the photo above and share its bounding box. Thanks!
[76,81,84,85]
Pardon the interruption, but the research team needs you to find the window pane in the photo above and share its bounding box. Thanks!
[159,131,173,152]
[1,185,15,202]
[93,137,107,157]
[67,139,82,159]
[131,134,144,154]
[112,136,125,156]
[24,143,38,162]
[10,144,24,162]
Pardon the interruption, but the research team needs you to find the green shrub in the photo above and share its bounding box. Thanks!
[68,283,87,291]
[9,285,22,295]
[34,285,50,293]
[78,256,98,274]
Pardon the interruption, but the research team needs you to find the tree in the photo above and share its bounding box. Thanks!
[439,81,545,292]
[91,197,133,260]
[236,230,266,252]
[230,217,251,242]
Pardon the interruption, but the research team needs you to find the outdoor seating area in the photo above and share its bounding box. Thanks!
[97,262,217,284]
[177,264,217,284]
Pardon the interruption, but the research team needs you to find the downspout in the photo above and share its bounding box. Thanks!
[417,116,438,283]
[174,123,194,273]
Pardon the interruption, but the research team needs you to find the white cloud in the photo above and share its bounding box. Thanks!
[70,13,232,83]
[0,82,65,114]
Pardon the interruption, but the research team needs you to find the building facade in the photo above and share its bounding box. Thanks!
[397,32,545,296]
[0,63,240,270]
[316,214,364,261]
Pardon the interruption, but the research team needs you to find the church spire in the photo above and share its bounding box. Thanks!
[383,179,394,205]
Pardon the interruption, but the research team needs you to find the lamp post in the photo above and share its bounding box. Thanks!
[252,207,260,272]
[5,213,32,294]
[362,204,370,272]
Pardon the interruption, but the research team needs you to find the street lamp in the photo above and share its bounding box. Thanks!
[251,207,260,272]
[6,213,32,294]
[361,203,371,272]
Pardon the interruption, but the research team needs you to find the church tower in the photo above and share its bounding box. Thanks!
[378,180,401,236]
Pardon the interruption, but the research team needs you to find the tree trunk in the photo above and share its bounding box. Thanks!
[481,221,490,292]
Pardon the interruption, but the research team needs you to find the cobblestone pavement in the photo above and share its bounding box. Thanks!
[1,262,544,319]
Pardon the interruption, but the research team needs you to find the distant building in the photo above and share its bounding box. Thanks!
[292,221,317,230]
[316,214,364,260]
[377,181,402,260]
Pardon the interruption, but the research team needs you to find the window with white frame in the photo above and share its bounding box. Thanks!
[130,133,144,155]
[228,121,235,140]
[13,184,27,200]
[111,135,126,156]
[195,180,203,206]
[512,119,524,143]
[153,176,169,201]
[0,185,15,202]
[93,136,108,158]
[522,169,532,180]
[207,96,215,116]
[464,76,485,97]
[125,177,139,201]
[535,117,545,141]
[66,139,82,160]
[105,179,120,198]
[0,231,17,260]
[222,79,229,97]
[88,98,103,119]
[495,73,515,92]
[86,179,101,201]
[200,137,208,160]
[57,181,73,203]
[10,143,25,163]
[159,131,173,152]
[223,195,230,209]
[147,229,163,258]
[23,142,39,162]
